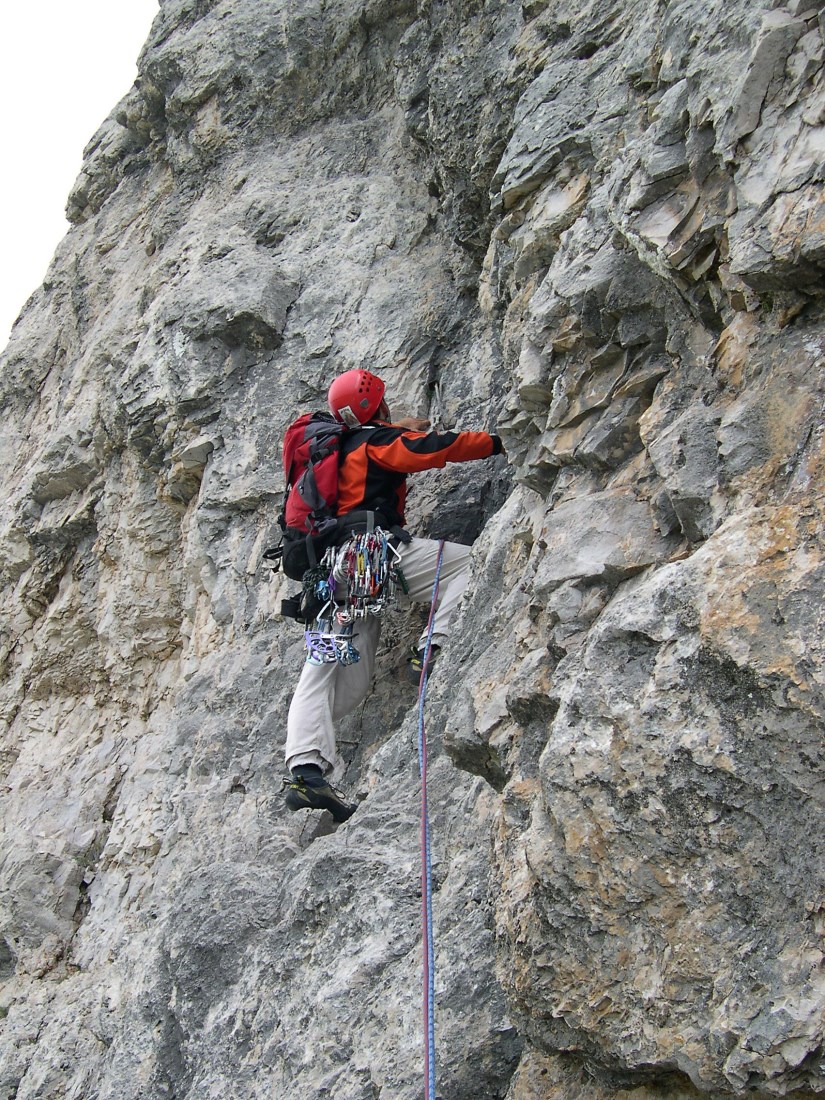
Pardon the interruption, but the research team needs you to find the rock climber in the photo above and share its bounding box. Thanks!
[283,368,504,822]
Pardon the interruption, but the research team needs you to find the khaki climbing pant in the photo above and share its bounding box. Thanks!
[284,536,471,775]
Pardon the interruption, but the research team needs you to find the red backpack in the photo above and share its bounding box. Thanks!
[282,411,346,535]
[270,411,351,580]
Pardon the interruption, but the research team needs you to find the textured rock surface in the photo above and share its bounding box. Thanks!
[1,0,824,1097]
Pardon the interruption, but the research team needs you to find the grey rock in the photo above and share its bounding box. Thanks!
[643,403,723,542]
[724,13,808,146]
[531,491,680,592]
[1,0,824,1097]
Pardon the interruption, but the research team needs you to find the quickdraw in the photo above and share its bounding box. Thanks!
[304,629,360,666]
[303,529,404,664]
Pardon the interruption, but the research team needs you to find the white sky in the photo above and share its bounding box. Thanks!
[0,2,160,353]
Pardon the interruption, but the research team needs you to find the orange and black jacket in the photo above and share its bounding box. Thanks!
[337,421,503,526]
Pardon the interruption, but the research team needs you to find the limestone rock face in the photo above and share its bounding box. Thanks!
[1,1,824,1098]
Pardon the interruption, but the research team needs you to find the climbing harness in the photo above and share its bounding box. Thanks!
[417,540,444,1100]
[303,528,406,664]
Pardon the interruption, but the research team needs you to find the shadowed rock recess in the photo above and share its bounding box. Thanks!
[1,0,823,1097]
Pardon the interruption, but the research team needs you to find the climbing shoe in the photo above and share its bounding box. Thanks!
[406,643,441,685]
[282,768,357,823]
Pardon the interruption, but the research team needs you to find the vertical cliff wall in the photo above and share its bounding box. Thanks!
[0,1,823,1098]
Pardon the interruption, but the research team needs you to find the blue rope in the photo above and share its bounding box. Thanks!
[417,540,444,1100]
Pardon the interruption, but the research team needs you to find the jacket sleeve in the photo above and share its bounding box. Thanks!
[367,427,503,474]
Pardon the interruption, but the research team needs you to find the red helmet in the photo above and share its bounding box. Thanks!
[327,369,385,426]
